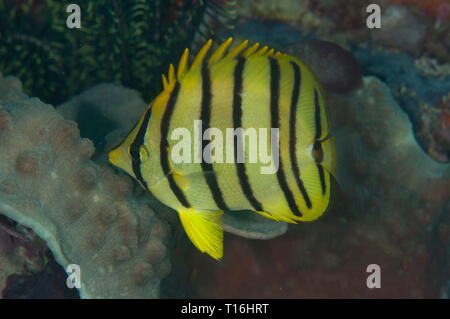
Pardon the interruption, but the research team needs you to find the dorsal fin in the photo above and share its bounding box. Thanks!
[161,38,282,88]
[177,48,189,80]
[190,38,213,72]
[162,74,169,90]
[208,37,233,64]
[241,42,260,57]
[224,39,249,59]
[168,64,175,85]
[252,45,269,57]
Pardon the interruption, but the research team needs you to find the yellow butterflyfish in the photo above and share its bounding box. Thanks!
[109,38,336,260]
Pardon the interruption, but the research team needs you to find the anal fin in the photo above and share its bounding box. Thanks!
[178,209,224,260]
[254,210,297,224]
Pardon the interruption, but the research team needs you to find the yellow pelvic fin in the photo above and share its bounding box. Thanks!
[178,209,224,260]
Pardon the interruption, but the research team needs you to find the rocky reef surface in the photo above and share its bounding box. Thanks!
[0,74,172,298]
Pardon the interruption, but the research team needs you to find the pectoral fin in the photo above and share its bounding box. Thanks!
[178,209,224,260]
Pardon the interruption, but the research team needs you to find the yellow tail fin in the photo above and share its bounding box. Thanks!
[178,209,224,260]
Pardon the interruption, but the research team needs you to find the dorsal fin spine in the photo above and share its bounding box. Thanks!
[168,64,175,85]
[190,39,213,72]
[177,48,189,80]
[224,40,249,59]
[265,48,275,57]
[165,38,281,86]
[208,37,233,65]
[252,46,268,57]
[242,42,260,57]
[162,74,169,89]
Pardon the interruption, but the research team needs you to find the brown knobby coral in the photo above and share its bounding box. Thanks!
[0,74,171,298]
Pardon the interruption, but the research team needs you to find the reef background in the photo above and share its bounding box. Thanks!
[0,0,449,298]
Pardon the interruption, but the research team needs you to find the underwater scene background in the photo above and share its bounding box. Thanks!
[0,0,449,298]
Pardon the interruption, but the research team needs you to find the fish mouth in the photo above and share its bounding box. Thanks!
[108,147,124,167]
[108,146,128,167]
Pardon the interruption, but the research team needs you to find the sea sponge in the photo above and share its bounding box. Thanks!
[370,5,427,55]
[0,74,171,298]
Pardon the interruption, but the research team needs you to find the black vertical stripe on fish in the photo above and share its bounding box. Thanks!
[317,164,326,195]
[269,57,302,217]
[314,89,327,195]
[160,82,191,208]
[233,57,264,212]
[200,62,230,211]
[129,107,152,189]
[289,61,312,209]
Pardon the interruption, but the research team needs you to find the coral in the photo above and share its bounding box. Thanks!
[370,5,427,55]
[0,75,27,103]
[234,0,331,35]
[286,39,362,94]
[57,83,147,134]
[170,77,449,298]
[0,74,171,298]
[0,216,49,295]
[416,95,450,163]
[0,0,236,104]
[353,47,450,162]
[414,57,450,80]
[56,83,148,159]
[392,0,450,19]
[2,259,79,299]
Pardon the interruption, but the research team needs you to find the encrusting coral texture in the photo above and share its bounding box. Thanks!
[0,74,171,298]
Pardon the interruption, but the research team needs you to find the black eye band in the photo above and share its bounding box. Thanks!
[129,107,153,188]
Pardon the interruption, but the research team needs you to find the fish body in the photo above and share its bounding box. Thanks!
[109,38,336,260]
